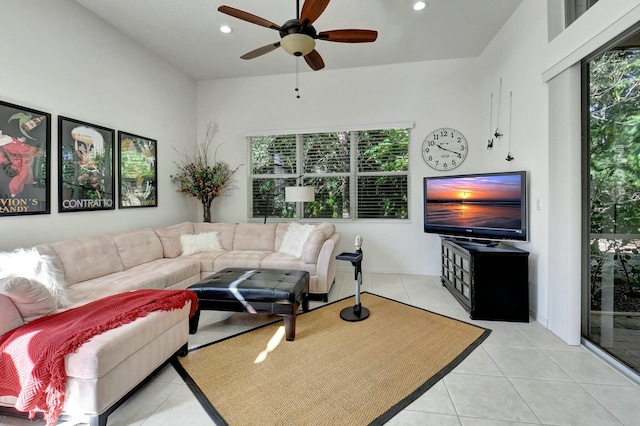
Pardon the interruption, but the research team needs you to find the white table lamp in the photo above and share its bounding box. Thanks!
[285,186,315,203]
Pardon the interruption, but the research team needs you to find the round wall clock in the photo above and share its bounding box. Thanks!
[422,128,468,171]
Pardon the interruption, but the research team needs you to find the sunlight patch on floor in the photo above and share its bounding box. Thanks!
[254,326,285,363]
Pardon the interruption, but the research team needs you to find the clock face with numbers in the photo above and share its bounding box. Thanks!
[421,128,468,171]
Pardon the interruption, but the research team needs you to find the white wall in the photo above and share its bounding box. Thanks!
[0,0,198,251]
[477,0,550,323]
[197,58,486,276]
[547,65,582,345]
[543,0,640,344]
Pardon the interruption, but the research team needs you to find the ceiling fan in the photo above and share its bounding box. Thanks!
[218,0,378,71]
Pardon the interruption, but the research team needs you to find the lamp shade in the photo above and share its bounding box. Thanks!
[280,33,316,57]
[285,186,315,202]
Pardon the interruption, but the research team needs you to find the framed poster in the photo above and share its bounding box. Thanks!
[0,100,51,216]
[118,131,157,208]
[58,116,115,212]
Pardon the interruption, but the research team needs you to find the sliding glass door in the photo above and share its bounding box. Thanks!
[584,30,640,375]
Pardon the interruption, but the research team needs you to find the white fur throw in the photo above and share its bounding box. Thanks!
[279,223,316,258]
[0,248,70,309]
[181,232,222,256]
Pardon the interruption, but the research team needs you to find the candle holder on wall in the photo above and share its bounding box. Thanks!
[493,78,504,141]
[487,92,494,149]
[505,91,514,162]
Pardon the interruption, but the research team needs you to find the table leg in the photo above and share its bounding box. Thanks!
[283,301,300,341]
[188,308,201,334]
[283,315,296,341]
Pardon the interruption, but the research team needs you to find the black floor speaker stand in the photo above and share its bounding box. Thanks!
[336,243,369,321]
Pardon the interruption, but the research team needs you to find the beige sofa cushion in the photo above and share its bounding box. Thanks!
[66,270,168,306]
[112,229,164,270]
[64,304,190,379]
[192,222,237,250]
[302,223,335,264]
[0,294,25,334]
[59,304,191,417]
[260,253,318,275]
[275,223,289,249]
[46,234,123,286]
[0,275,57,321]
[233,223,276,251]
[154,222,194,258]
[213,251,271,270]
[131,258,201,287]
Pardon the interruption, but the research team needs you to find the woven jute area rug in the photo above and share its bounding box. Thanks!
[173,292,490,425]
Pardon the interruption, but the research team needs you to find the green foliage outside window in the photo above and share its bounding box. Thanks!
[589,50,640,236]
[250,128,409,221]
[588,48,640,309]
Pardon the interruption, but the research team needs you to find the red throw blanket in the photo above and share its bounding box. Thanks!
[0,289,198,426]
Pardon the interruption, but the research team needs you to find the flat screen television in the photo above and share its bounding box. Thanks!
[423,171,527,242]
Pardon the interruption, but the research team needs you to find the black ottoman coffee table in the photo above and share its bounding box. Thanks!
[188,268,310,341]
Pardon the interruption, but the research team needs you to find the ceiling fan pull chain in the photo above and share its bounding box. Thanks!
[295,58,301,99]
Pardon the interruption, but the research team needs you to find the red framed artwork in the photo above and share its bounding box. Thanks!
[0,100,51,216]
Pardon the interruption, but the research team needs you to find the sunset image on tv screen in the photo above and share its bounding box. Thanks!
[425,174,522,230]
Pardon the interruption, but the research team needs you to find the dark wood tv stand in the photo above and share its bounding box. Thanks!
[440,237,529,322]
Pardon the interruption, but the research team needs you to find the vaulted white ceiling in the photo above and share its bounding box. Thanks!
[75,0,523,80]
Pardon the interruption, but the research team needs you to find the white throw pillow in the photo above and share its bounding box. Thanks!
[181,232,223,256]
[0,294,24,334]
[0,248,69,308]
[279,223,316,258]
[0,275,57,322]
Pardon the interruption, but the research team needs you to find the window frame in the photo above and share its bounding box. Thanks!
[565,0,599,27]
[247,123,412,223]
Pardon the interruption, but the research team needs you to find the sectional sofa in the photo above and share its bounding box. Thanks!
[0,221,340,426]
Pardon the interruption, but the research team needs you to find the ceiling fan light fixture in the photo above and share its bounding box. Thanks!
[280,33,316,57]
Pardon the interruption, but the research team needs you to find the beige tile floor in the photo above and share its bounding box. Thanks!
[2,271,640,426]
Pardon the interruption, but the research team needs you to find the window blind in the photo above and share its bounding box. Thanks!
[249,126,410,221]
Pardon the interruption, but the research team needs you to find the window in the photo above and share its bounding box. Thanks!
[249,126,410,221]
[565,0,599,27]
[583,30,640,375]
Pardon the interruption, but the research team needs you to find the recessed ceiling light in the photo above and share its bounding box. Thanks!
[220,25,233,34]
[413,2,427,11]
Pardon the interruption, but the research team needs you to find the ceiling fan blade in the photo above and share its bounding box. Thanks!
[300,0,330,26]
[218,5,282,31]
[304,49,325,71]
[318,29,378,43]
[240,42,281,60]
